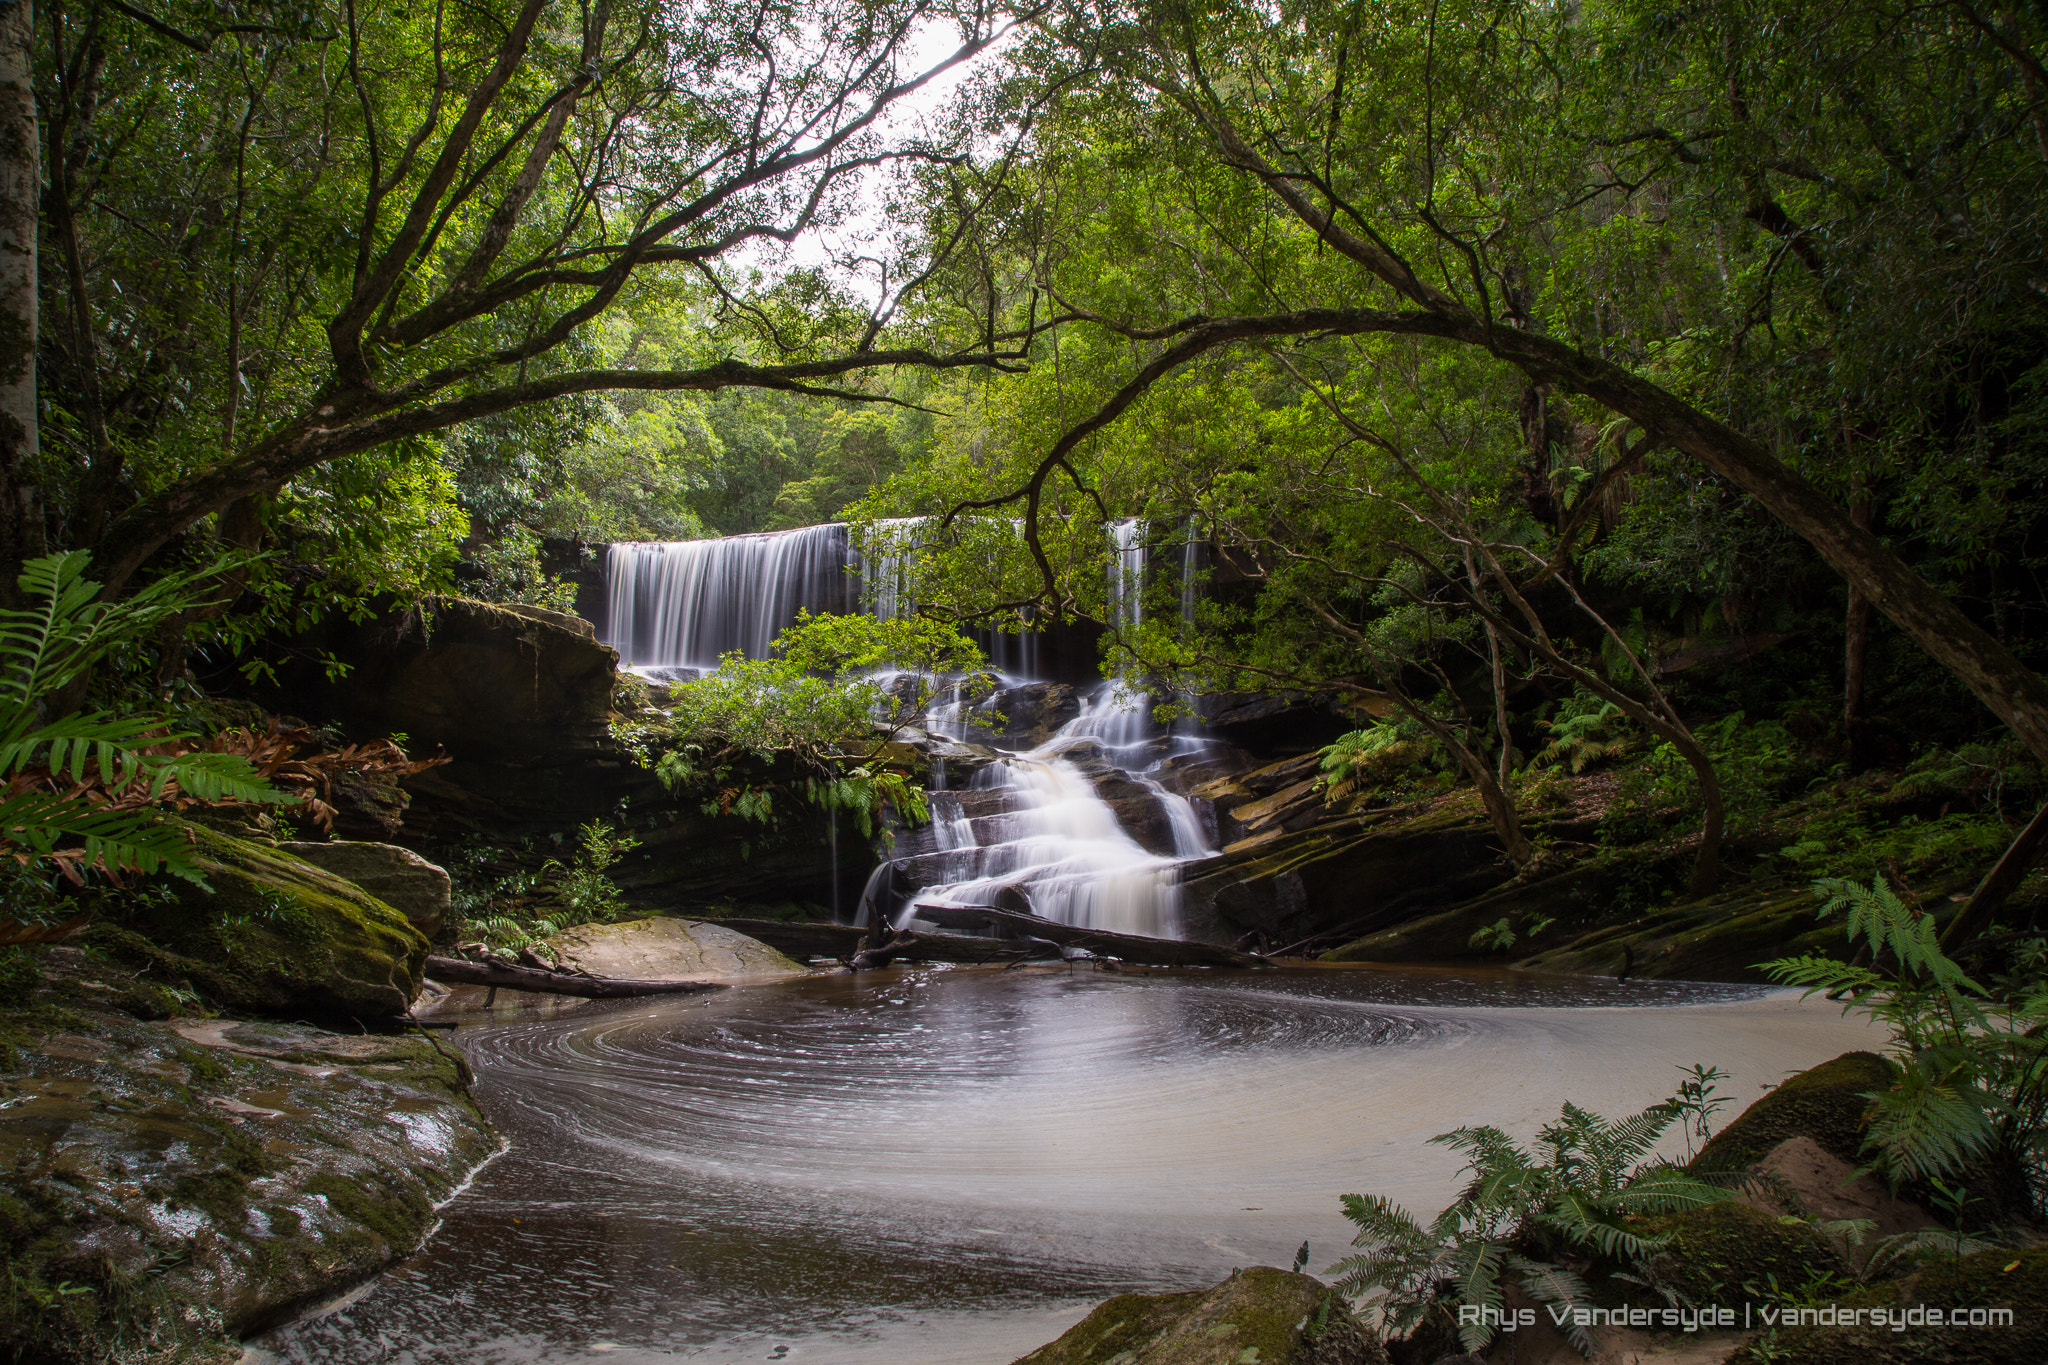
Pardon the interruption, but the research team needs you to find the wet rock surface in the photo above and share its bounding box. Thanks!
[1178,791,1520,954]
[1012,1266,1385,1365]
[542,916,813,981]
[0,951,494,1362]
[970,681,1083,748]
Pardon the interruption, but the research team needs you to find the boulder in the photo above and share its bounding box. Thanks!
[1643,1200,1847,1306]
[80,824,429,1018]
[1012,1267,1385,1365]
[260,596,619,761]
[248,595,863,914]
[1691,1051,1892,1171]
[0,967,492,1359]
[972,681,1083,748]
[543,916,812,981]
[281,841,452,937]
[1763,1247,2048,1364]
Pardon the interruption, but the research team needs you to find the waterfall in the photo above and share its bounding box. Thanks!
[603,525,854,669]
[599,516,1223,946]
[896,744,1194,939]
[1107,517,1146,632]
[860,516,926,622]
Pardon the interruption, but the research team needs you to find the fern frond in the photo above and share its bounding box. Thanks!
[1506,1255,1596,1358]
[0,792,205,884]
[1453,1239,1507,1351]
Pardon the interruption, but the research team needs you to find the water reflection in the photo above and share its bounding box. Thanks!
[251,967,1878,1364]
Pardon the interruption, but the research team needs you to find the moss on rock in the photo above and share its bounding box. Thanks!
[1011,1267,1385,1365]
[1693,1051,1892,1171]
[1750,1247,2048,1365]
[83,822,428,1019]
[1644,1201,1848,1304]
[0,952,496,1364]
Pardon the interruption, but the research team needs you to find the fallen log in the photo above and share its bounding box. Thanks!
[424,955,729,999]
[908,904,1270,969]
[695,916,1050,968]
[692,917,868,960]
[849,929,1060,970]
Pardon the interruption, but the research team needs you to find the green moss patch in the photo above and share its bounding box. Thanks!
[1012,1267,1385,1365]
[83,823,428,1019]
[0,949,495,1363]
[1644,1201,1849,1304]
[1751,1247,2048,1365]
[1694,1051,1892,1171]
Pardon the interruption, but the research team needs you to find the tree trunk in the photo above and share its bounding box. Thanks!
[0,0,39,594]
[1465,549,1519,783]
[1844,475,1875,771]
[1386,686,1532,868]
[1491,326,2048,771]
[1938,800,2048,952]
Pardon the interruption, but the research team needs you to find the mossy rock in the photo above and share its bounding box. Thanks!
[1643,1201,1848,1304]
[1755,1247,2048,1364]
[1693,1051,1892,1171]
[1012,1267,1385,1365]
[83,823,428,1018]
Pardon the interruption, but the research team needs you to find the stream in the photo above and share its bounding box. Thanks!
[247,965,1881,1365]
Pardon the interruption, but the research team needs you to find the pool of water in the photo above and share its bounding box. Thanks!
[248,964,1881,1364]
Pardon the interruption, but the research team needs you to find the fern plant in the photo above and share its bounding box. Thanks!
[1533,697,1633,774]
[1317,721,1433,804]
[1764,876,2048,1218]
[0,552,287,893]
[1331,1090,1733,1357]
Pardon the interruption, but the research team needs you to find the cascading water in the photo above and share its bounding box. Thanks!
[893,741,1196,939]
[855,515,1224,940]
[601,516,1216,945]
[604,525,855,669]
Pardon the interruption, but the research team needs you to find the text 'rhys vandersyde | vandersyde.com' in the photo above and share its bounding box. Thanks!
[1460,1301,2018,1335]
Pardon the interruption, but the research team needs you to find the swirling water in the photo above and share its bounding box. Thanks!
[250,966,1880,1365]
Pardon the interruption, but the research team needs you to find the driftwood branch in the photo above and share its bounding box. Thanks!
[424,954,729,998]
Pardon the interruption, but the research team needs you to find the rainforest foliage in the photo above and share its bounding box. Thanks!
[4,0,2048,919]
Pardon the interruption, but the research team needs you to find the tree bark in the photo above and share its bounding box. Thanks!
[1481,326,2048,772]
[1938,800,2048,952]
[0,0,40,592]
[1844,474,1875,771]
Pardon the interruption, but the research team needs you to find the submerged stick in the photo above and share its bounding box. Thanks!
[424,955,729,999]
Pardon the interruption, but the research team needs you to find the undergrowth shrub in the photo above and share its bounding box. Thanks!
[1330,1075,1734,1357]
[1767,876,2048,1223]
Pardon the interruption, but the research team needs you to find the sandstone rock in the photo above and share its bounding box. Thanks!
[253,595,861,913]
[1764,1247,2048,1364]
[544,916,812,981]
[971,680,1083,748]
[1691,1051,1893,1170]
[1745,1135,1935,1250]
[0,972,492,1359]
[281,841,453,937]
[1012,1266,1385,1365]
[81,823,429,1018]
[1179,792,1516,952]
